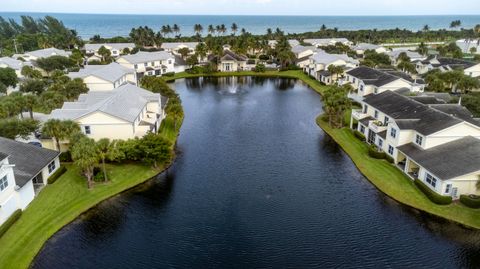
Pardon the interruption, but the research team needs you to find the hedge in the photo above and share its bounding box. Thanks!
[353,130,366,141]
[47,166,67,185]
[460,195,480,209]
[414,179,452,205]
[0,210,22,238]
[162,72,175,77]
[59,151,72,162]
[385,155,394,163]
[368,146,386,159]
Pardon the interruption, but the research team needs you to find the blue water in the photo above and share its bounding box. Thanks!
[1,12,480,39]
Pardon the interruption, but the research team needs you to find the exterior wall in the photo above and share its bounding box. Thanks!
[424,123,480,149]
[39,157,60,185]
[117,58,175,76]
[464,64,480,78]
[83,76,115,91]
[418,167,480,198]
[77,112,135,141]
[219,60,246,72]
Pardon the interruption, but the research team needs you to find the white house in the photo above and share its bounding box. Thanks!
[304,52,359,84]
[352,43,388,56]
[160,42,199,55]
[0,57,33,78]
[303,38,352,48]
[387,49,426,65]
[291,45,318,68]
[14,48,71,61]
[350,90,480,199]
[209,50,247,72]
[345,66,424,102]
[116,51,175,78]
[268,39,300,49]
[68,62,137,91]
[456,39,480,54]
[48,83,167,144]
[84,43,135,59]
[415,56,480,78]
[0,137,60,225]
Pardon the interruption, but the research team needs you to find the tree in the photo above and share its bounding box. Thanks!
[0,67,18,93]
[195,42,207,62]
[177,47,190,60]
[397,60,416,74]
[423,25,430,32]
[20,79,46,95]
[363,50,391,67]
[97,45,111,63]
[470,47,477,54]
[417,42,428,56]
[231,23,238,35]
[71,136,98,189]
[70,48,84,66]
[41,119,80,151]
[138,133,172,168]
[166,102,183,131]
[23,94,37,119]
[95,138,122,182]
[36,55,75,74]
[0,118,39,139]
[322,85,351,128]
[274,36,295,68]
[450,20,461,29]
[193,24,203,36]
[172,24,180,37]
[208,24,215,35]
[186,54,199,67]
[21,66,42,79]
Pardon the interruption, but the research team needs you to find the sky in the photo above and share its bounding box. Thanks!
[1,0,480,16]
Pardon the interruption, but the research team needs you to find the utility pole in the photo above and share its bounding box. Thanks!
[13,38,18,54]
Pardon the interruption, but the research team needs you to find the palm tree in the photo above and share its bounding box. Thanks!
[474,24,480,36]
[166,25,173,37]
[71,136,98,189]
[166,103,183,131]
[231,23,238,35]
[195,42,207,62]
[172,24,180,37]
[23,94,37,119]
[241,28,247,35]
[161,25,168,37]
[41,119,80,151]
[266,28,273,39]
[208,24,215,35]
[215,25,221,36]
[423,24,430,32]
[194,24,203,36]
[96,138,122,182]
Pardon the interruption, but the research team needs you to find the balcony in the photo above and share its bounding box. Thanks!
[368,120,387,133]
[351,109,368,120]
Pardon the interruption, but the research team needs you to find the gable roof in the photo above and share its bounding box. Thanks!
[362,90,473,135]
[26,48,71,58]
[68,62,134,83]
[421,56,477,70]
[0,57,32,70]
[397,136,480,180]
[118,51,174,64]
[0,137,59,187]
[160,42,199,50]
[346,66,406,87]
[85,43,135,51]
[310,51,359,66]
[353,43,383,51]
[49,84,161,123]
[303,38,350,46]
[208,50,247,62]
[387,50,424,60]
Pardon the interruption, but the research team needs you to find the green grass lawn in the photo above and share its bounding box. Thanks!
[0,163,163,269]
[164,70,327,95]
[317,116,480,229]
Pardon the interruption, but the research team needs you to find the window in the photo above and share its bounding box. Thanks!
[390,128,397,138]
[388,145,394,155]
[84,126,91,135]
[415,134,423,146]
[374,87,378,94]
[384,116,389,126]
[378,139,383,148]
[48,161,56,174]
[144,63,148,67]
[425,173,437,188]
[359,85,364,91]
[168,60,172,64]
[0,175,8,191]
[151,62,155,66]
[374,110,379,119]
[353,78,356,83]
[445,184,452,194]
[363,105,368,113]
[360,125,365,133]
[134,64,138,69]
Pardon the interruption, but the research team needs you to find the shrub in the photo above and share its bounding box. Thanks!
[254,64,266,73]
[247,59,256,65]
[259,54,269,61]
[93,166,105,182]
[47,166,67,184]
[414,179,452,205]
[385,155,394,163]
[353,130,366,141]
[163,72,175,77]
[0,210,22,238]
[59,151,72,162]
[460,194,480,208]
[368,146,386,159]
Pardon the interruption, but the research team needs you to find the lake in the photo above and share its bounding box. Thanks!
[32,77,480,268]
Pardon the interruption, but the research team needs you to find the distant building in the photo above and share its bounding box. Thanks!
[415,56,480,77]
[303,38,352,48]
[387,49,426,65]
[0,57,33,78]
[160,42,199,56]
[0,137,60,225]
[208,50,248,72]
[304,52,359,84]
[116,51,175,78]
[68,62,137,91]
[14,48,71,61]
[352,43,388,55]
[456,39,480,54]
[84,43,135,58]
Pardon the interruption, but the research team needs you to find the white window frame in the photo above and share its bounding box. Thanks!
[415,134,423,146]
[390,128,397,138]
[84,126,91,135]
[388,145,394,155]
[425,173,438,188]
[0,175,8,192]
[48,161,56,174]
[374,110,379,119]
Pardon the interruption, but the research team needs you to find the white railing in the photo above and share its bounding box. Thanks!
[368,120,387,133]
[351,109,368,120]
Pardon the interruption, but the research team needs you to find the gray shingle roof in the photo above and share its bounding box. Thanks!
[397,136,480,180]
[363,91,466,135]
[0,57,32,70]
[0,152,8,161]
[68,63,134,83]
[26,48,71,58]
[85,43,135,51]
[118,51,174,64]
[346,66,404,87]
[49,84,161,123]
[0,137,59,187]
[429,104,480,126]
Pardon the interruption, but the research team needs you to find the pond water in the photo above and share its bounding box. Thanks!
[32,77,480,269]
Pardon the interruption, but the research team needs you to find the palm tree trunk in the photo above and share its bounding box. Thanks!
[55,137,61,152]
[29,109,33,119]
[102,157,108,182]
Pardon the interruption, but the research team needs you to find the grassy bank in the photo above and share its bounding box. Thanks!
[164,70,327,95]
[316,116,480,229]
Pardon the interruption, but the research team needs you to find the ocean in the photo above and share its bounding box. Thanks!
[1,12,479,39]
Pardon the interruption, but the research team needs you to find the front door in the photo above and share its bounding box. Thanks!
[367,129,376,144]
[452,188,459,199]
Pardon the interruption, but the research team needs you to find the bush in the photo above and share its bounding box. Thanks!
[47,166,67,184]
[93,166,105,182]
[414,179,452,205]
[368,146,386,159]
[163,72,175,77]
[460,194,480,208]
[59,151,72,162]
[0,210,22,238]
[254,64,266,73]
[385,155,394,163]
[353,130,366,141]
[247,59,256,65]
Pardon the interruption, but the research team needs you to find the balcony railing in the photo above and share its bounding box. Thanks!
[368,120,387,133]
[351,109,368,120]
